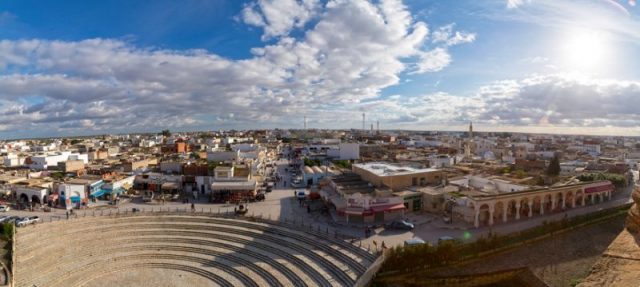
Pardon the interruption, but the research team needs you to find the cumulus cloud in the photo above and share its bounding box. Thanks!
[432,24,476,46]
[241,0,321,40]
[363,74,640,132]
[0,0,473,137]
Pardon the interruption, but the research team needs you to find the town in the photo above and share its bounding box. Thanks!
[0,123,636,286]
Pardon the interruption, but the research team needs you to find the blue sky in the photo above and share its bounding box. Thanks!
[0,0,639,138]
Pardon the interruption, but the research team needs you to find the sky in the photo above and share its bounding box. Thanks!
[0,0,640,138]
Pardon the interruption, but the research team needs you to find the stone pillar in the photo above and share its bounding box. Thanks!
[551,196,556,211]
[502,205,508,223]
[561,193,566,209]
[591,194,595,204]
[528,199,533,218]
[540,198,545,215]
[582,194,586,206]
[571,196,576,208]
[515,202,521,220]
[474,207,480,228]
[488,206,494,226]
[601,193,605,203]
[608,191,612,200]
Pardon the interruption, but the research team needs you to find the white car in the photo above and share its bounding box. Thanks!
[0,205,10,212]
[16,216,40,227]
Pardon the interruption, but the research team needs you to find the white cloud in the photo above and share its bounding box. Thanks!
[241,0,320,40]
[506,0,529,9]
[0,0,472,137]
[432,24,476,46]
[414,48,451,73]
[362,74,640,134]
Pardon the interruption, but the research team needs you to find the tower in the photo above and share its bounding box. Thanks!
[465,121,475,159]
[377,120,380,134]
[304,115,307,129]
[362,113,365,130]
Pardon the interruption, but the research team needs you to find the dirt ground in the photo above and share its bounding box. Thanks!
[446,215,626,287]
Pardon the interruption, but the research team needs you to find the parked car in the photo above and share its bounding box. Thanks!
[296,190,306,200]
[385,220,415,230]
[404,237,427,247]
[16,216,40,227]
[0,205,10,212]
[0,216,20,224]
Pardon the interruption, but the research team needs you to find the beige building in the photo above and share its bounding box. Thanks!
[450,180,615,228]
[352,162,443,192]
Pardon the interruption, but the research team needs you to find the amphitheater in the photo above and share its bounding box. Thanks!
[12,211,380,287]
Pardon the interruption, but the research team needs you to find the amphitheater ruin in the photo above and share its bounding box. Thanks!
[12,212,379,287]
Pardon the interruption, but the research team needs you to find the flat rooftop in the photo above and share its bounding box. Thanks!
[353,162,438,176]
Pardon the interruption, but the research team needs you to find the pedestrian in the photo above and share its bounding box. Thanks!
[191,203,195,212]
[65,211,69,220]
[307,205,311,213]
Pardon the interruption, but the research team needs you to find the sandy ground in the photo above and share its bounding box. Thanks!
[440,215,626,287]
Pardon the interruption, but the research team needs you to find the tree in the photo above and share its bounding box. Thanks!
[546,156,561,176]
[161,129,171,137]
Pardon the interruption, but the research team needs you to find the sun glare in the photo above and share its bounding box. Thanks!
[561,29,609,73]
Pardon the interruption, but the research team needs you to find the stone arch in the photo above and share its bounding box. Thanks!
[19,193,29,203]
[532,195,543,215]
[31,195,41,205]
[506,199,518,220]
[478,203,491,226]
[494,201,506,223]
[543,193,553,212]
[555,192,564,209]
[565,191,575,208]
[519,197,530,218]
[575,190,584,207]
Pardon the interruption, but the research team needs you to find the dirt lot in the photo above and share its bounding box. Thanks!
[446,215,626,287]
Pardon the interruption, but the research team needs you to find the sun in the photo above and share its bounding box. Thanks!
[560,28,608,73]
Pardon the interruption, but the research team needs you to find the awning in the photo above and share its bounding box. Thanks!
[371,203,406,213]
[161,182,179,190]
[211,181,256,191]
[90,189,107,198]
[344,207,365,215]
[70,196,81,203]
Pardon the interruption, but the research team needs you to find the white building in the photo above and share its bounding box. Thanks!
[29,152,88,170]
[4,153,25,167]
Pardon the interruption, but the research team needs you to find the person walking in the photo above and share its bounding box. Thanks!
[191,203,195,212]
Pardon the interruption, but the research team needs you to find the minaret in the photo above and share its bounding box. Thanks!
[376,120,380,133]
[465,121,474,159]
[304,115,307,129]
[362,113,365,131]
